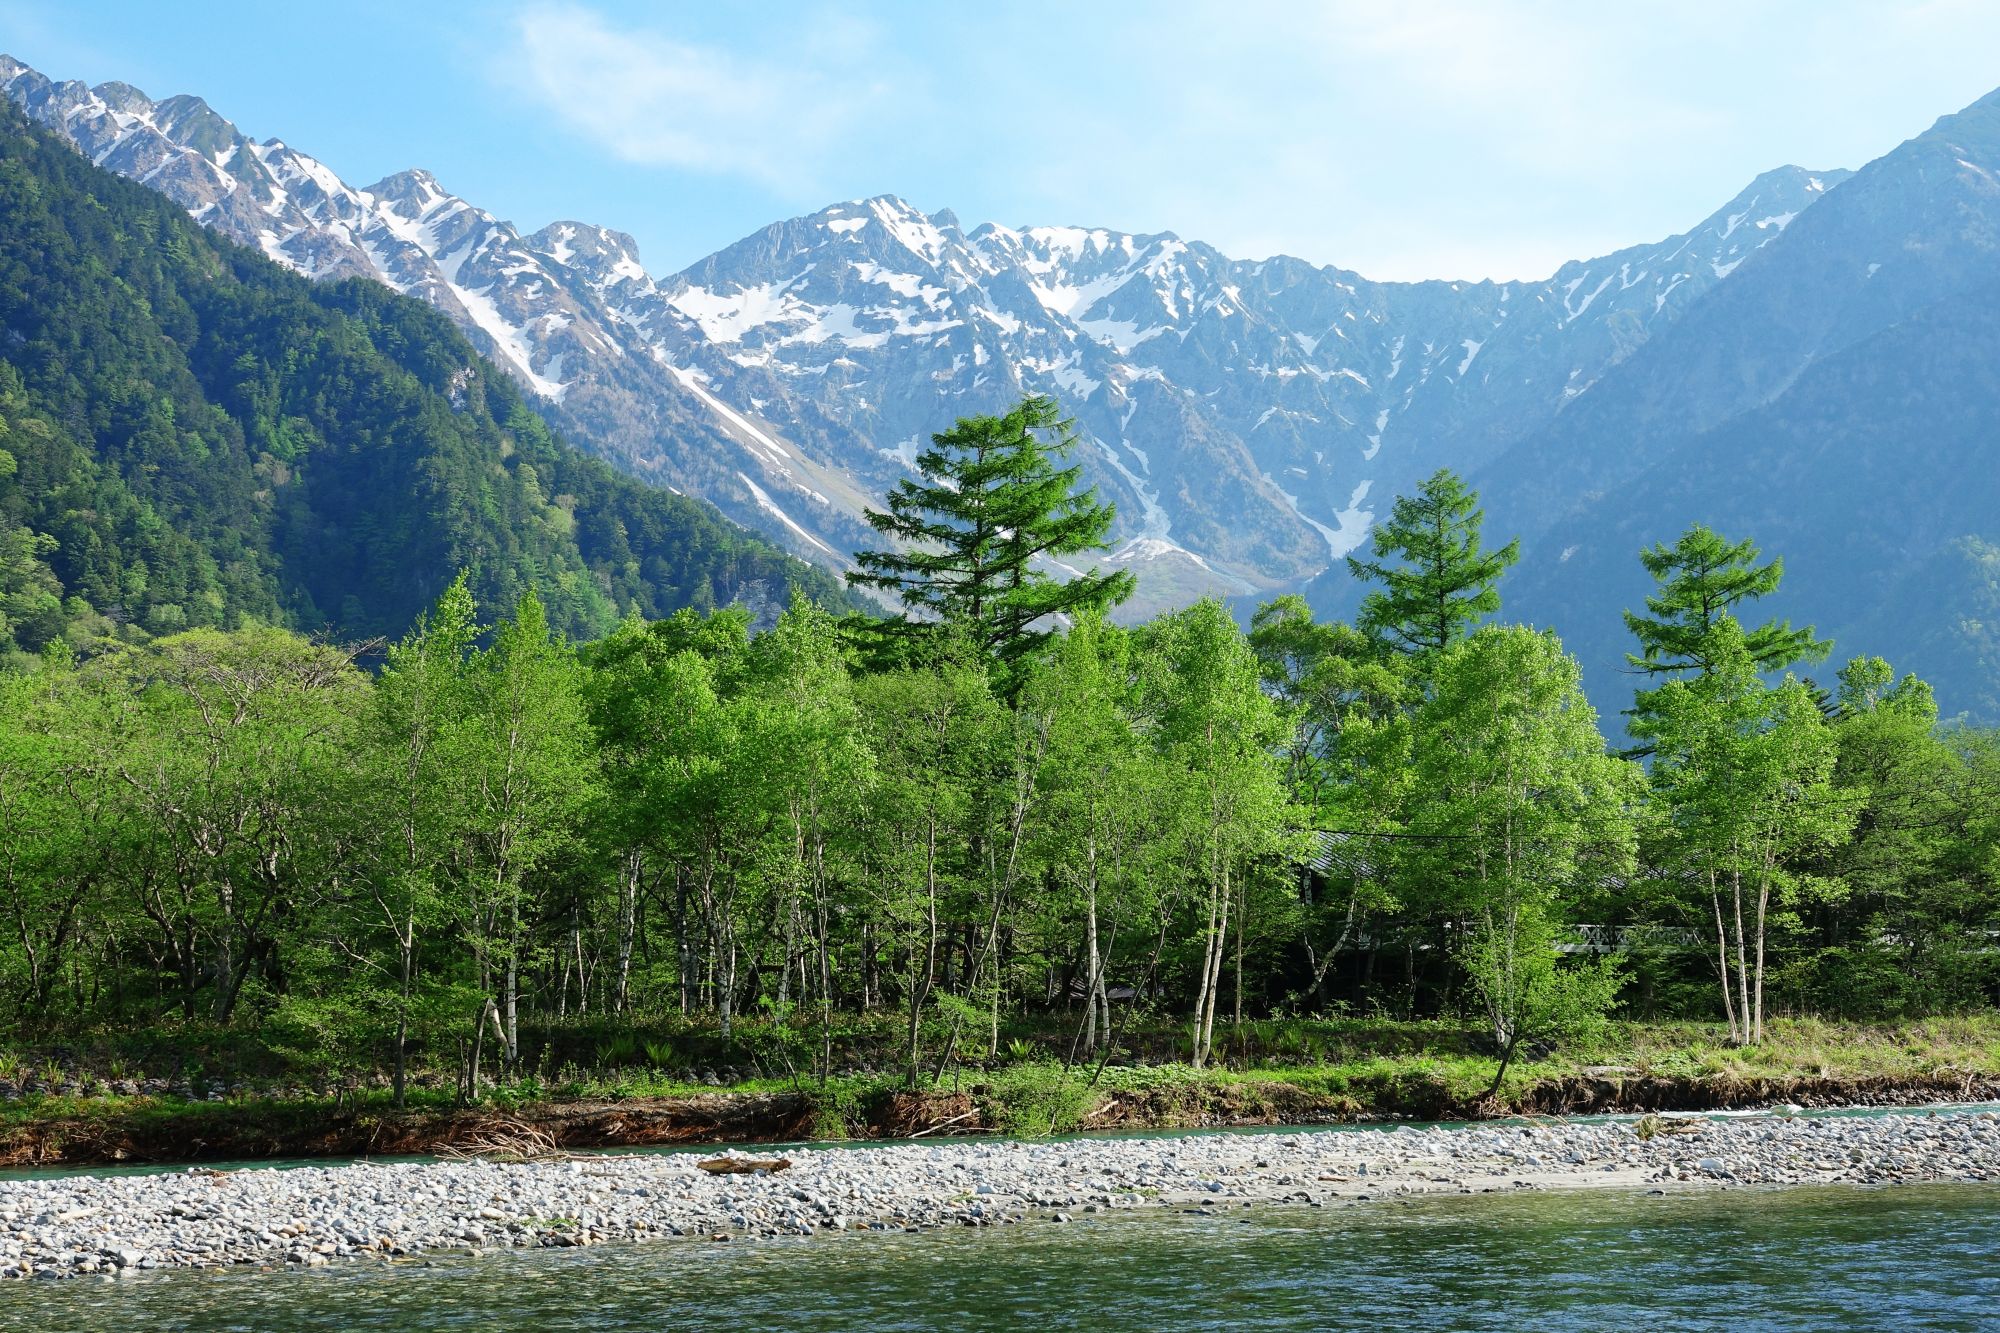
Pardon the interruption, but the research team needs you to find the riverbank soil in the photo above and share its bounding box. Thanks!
[4,1063,1999,1167]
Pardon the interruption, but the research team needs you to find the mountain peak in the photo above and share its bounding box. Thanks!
[90,80,154,115]
[532,220,648,283]
[366,167,453,210]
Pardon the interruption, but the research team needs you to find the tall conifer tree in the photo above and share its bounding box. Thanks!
[1346,468,1518,662]
[1624,524,1830,680]
[849,396,1132,671]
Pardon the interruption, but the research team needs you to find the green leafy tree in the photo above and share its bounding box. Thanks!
[581,609,751,1018]
[853,646,998,1084]
[1804,657,1990,1015]
[461,592,598,1086]
[0,649,129,1018]
[1141,598,1299,1067]
[1404,627,1637,1093]
[590,621,754,1035]
[362,573,479,1104]
[1633,619,1854,1043]
[1248,595,1410,1001]
[740,600,874,1084]
[848,396,1133,674]
[1346,468,1519,664]
[1019,611,1165,1058]
[100,628,365,1025]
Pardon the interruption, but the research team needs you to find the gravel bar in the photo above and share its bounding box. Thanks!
[4,1108,1998,1279]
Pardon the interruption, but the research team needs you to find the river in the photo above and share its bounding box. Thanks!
[3,1179,1995,1331]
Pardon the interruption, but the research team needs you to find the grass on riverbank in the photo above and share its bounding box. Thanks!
[2,1014,1998,1167]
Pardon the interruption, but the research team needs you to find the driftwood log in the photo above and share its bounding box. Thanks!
[697,1156,791,1176]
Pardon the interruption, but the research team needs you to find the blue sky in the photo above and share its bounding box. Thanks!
[8,1,2000,281]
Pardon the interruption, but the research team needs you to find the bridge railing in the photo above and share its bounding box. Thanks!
[1557,924,1704,954]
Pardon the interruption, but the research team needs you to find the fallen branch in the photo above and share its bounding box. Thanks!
[910,1110,979,1139]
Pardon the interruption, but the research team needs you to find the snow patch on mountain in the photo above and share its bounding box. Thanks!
[0,53,1859,604]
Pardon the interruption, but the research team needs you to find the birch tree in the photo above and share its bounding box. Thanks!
[1634,620,1852,1043]
[1142,598,1296,1067]
[1407,627,1636,1093]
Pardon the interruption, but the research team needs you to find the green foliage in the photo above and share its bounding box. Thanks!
[1402,627,1638,1085]
[0,100,848,661]
[848,394,1132,677]
[1346,467,1519,663]
[976,1063,1098,1136]
[1633,619,1856,1043]
[1625,523,1831,683]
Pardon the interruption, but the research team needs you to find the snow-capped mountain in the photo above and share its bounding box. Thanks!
[663,173,1842,604]
[0,55,879,568]
[0,54,1846,610]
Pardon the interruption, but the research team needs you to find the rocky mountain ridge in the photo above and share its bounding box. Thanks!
[0,54,1844,611]
[14,54,2000,716]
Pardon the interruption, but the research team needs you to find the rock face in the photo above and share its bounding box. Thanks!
[11,53,2000,711]
[0,53,1842,607]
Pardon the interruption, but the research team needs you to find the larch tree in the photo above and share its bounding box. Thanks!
[1346,468,1519,665]
[848,395,1133,678]
[1625,524,1830,682]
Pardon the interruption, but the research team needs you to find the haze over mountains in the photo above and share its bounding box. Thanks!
[6,54,1999,715]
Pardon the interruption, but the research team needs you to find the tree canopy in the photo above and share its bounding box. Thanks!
[848,395,1132,673]
[1346,467,1519,663]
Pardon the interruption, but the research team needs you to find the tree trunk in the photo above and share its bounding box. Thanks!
[675,870,693,1017]
[907,825,940,1088]
[1731,862,1752,1046]
[1197,859,1233,1067]
[1190,877,1222,1069]
[1753,857,1773,1044]
[1232,876,1246,1028]
[1082,864,1102,1055]
[393,920,414,1108]
[1711,877,1739,1045]
[614,848,639,1014]
[503,921,521,1072]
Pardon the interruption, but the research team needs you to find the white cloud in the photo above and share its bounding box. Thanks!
[507,4,904,192]
[493,0,2000,281]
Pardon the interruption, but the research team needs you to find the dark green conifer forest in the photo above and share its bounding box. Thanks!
[0,101,847,666]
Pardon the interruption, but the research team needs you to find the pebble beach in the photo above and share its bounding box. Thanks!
[4,1107,1997,1280]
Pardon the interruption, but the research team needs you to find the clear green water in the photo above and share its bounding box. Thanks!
[5,1183,1998,1332]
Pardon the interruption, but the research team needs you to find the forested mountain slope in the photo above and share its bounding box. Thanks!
[0,55,1841,605]
[1444,88,2000,718]
[0,102,846,660]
